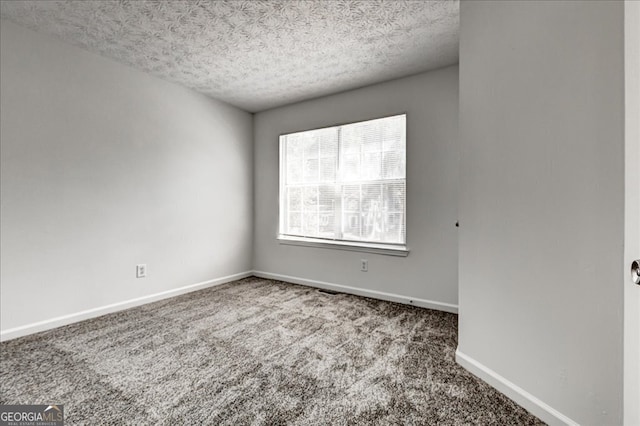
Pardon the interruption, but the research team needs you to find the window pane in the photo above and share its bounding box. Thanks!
[361,183,382,241]
[383,213,404,243]
[362,152,381,180]
[280,114,406,245]
[285,135,303,184]
[287,212,302,235]
[319,185,336,211]
[343,212,360,240]
[286,135,303,159]
[288,187,302,211]
[303,158,319,182]
[341,153,360,181]
[382,151,404,179]
[319,212,335,237]
[319,132,338,156]
[303,136,319,159]
[342,184,360,212]
[303,186,318,208]
[362,130,382,154]
[287,162,303,184]
[319,157,336,182]
[341,129,361,154]
[383,182,404,212]
[303,211,318,235]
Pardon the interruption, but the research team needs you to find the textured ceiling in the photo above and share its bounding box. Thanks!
[0,0,459,112]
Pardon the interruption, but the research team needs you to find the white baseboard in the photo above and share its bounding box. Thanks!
[1,270,456,341]
[455,349,578,426]
[252,270,458,314]
[0,271,253,342]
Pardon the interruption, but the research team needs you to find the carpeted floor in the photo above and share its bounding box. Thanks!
[0,277,544,425]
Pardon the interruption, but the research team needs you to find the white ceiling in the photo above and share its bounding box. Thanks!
[0,0,459,112]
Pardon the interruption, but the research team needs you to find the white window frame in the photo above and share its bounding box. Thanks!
[277,114,409,257]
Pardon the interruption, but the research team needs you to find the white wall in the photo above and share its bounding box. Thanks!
[253,67,459,310]
[457,2,624,425]
[624,1,640,424]
[0,20,254,337]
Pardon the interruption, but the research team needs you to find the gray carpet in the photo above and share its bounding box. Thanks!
[1,277,544,425]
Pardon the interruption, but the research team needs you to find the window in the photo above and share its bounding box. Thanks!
[278,114,407,255]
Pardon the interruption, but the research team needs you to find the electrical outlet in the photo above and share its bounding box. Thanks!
[361,259,368,272]
[136,264,147,278]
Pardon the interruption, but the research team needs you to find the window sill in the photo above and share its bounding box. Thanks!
[278,235,409,257]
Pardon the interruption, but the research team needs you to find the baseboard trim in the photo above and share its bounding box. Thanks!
[1,270,456,341]
[455,349,578,426]
[252,270,458,314]
[0,270,253,342]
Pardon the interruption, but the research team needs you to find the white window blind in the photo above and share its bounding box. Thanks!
[279,114,406,248]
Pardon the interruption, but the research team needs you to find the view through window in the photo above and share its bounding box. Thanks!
[279,114,406,248]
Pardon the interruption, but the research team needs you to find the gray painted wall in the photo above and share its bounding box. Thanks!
[253,67,459,307]
[458,1,624,424]
[0,20,254,332]
[624,1,640,423]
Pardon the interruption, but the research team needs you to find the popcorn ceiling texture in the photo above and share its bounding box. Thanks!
[0,277,544,424]
[0,0,459,112]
